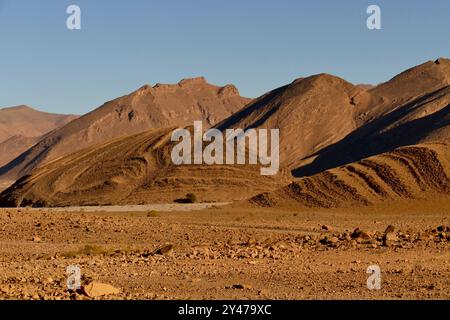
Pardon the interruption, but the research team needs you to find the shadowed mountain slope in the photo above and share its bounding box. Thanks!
[294,64,450,177]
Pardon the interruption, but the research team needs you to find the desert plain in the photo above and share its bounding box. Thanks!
[0,196,449,300]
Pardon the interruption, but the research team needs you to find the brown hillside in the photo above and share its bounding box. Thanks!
[359,58,450,123]
[0,106,77,167]
[295,69,450,177]
[217,58,450,172]
[0,78,251,180]
[251,143,450,209]
[216,74,359,169]
[0,135,40,167]
[0,127,290,207]
[0,105,77,143]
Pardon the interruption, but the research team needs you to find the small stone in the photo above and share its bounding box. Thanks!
[383,232,398,247]
[385,225,395,234]
[232,284,252,290]
[351,229,371,240]
[385,232,397,241]
[322,225,332,231]
[32,236,41,243]
[319,235,327,244]
[0,286,10,294]
[327,236,339,244]
[258,289,269,296]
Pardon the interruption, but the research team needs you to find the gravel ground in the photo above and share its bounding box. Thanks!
[0,199,449,300]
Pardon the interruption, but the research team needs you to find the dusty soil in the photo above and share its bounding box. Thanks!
[0,197,449,300]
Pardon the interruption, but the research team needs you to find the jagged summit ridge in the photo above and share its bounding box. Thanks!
[135,77,241,98]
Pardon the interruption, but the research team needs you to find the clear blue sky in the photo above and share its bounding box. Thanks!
[1,0,449,114]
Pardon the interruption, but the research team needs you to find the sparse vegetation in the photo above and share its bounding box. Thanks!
[61,244,114,258]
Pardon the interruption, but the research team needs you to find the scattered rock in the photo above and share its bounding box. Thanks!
[322,225,333,231]
[32,236,41,243]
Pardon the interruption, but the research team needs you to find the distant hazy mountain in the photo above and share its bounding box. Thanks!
[0,105,77,167]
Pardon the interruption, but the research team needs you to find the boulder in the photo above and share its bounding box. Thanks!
[82,281,120,298]
[152,244,174,255]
